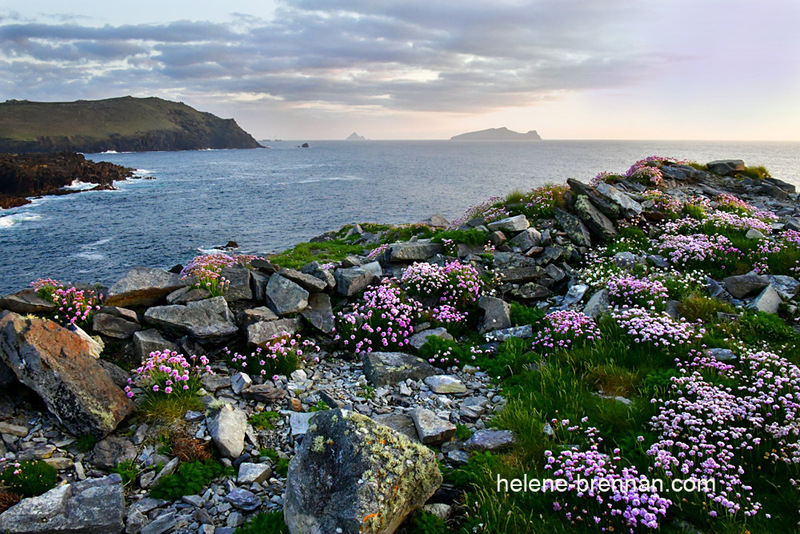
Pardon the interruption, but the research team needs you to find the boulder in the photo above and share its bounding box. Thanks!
[247,317,302,346]
[92,437,137,470]
[765,275,800,300]
[301,262,336,291]
[463,430,516,451]
[388,241,445,262]
[554,208,591,247]
[0,289,57,314]
[0,474,124,533]
[583,289,610,318]
[748,285,782,314]
[249,271,269,302]
[335,264,381,297]
[508,228,542,250]
[723,273,770,299]
[424,375,467,394]
[372,413,420,442]
[92,312,140,339]
[574,195,617,241]
[278,268,328,293]
[242,383,287,403]
[560,283,590,309]
[0,312,133,438]
[266,274,309,315]
[483,325,533,342]
[207,404,247,459]
[284,409,441,534]
[300,293,335,334]
[237,463,272,485]
[165,286,210,305]
[423,214,449,228]
[478,296,511,333]
[595,182,643,218]
[104,267,184,307]
[362,352,438,386]
[497,266,546,284]
[707,159,745,175]
[410,408,456,445]
[408,327,454,351]
[143,297,238,340]
[219,265,253,301]
[290,412,316,437]
[132,329,180,362]
[487,215,529,233]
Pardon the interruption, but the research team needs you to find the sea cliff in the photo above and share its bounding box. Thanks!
[1,156,799,533]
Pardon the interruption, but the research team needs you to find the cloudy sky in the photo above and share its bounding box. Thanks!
[1,1,798,140]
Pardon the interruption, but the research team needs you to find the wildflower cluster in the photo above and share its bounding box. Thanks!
[227,332,320,378]
[366,244,388,261]
[655,233,743,269]
[400,261,483,308]
[714,193,759,216]
[607,275,669,311]
[447,196,504,229]
[180,253,261,296]
[641,190,684,216]
[544,421,672,531]
[579,255,625,289]
[531,310,601,356]
[125,350,211,399]
[522,184,568,219]
[335,281,419,353]
[611,308,702,350]
[30,278,101,327]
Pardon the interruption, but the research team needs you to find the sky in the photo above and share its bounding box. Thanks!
[0,1,798,140]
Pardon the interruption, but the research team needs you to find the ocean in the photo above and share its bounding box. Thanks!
[1,140,798,295]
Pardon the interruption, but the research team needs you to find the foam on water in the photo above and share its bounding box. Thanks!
[0,212,41,229]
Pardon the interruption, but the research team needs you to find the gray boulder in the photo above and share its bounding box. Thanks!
[723,273,770,299]
[487,215,529,233]
[707,159,745,175]
[92,437,137,470]
[410,408,456,445]
[508,228,542,250]
[335,265,377,297]
[595,182,643,218]
[143,297,238,340]
[278,268,328,293]
[463,430,516,451]
[132,330,180,362]
[104,267,184,307]
[583,289,610,318]
[0,289,57,314]
[372,413,420,442]
[748,285,782,314]
[408,327,454,350]
[300,293,335,334]
[246,317,302,345]
[207,403,247,459]
[165,286,211,305]
[0,312,133,438]
[92,311,140,339]
[424,375,467,394]
[574,195,617,241]
[478,296,511,333]
[483,324,533,342]
[765,275,800,300]
[266,274,309,315]
[284,409,441,534]
[0,474,124,533]
[301,262,337,291]
[219,265,253,301]
[362,352,438,386]
[388,241,445,262]
[554,208,591,247]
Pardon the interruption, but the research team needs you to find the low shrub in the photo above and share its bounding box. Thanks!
[110,460,140,486]
[248,411,280,431]
[235,510,289,534]
[0,460,58,497]
[149,459,232,501]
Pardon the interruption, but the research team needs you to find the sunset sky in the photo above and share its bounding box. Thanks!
[1,0,798,140]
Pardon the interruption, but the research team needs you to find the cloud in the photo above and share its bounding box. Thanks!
[0,0,659,112]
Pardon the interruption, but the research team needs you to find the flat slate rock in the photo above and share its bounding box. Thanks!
[104,267,184,307]
[362,351,438,386]
[278,268,328,292]
[463,430,516,451]
[143,297,238,340]
[299,293,335,334]
[410,408,456,445]
[247,317,302,346]
[0,289,57,314]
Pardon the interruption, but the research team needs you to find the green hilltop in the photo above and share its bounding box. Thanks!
[0,96,262,153]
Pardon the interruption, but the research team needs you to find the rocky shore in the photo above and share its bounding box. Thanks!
[1,156,799,533]
[0,152,134,209]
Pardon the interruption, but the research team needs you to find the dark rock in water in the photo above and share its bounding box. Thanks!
[0,311,133,438]
[0,474,125,533]
[0,289,57,314]
[284,409,441,534]
[362,352,438,386]
[105,267,184,307]
[224,241,239,249]
[707,159,745,175]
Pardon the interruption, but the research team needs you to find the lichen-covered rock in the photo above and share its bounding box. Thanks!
[0,311,133,438]
[362,352,438,386]
[554,208,591,247]
[574,195,617,241]
[104,267,184,307]
[284,409,442,534]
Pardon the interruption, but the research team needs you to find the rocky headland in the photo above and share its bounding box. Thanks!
[1,156,800,533]
[450,127,542,141]
[0,152,134,209]
[0,97,262,154]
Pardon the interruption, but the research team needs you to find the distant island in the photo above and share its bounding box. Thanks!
[0,96,263,153]
[450,127,542,141]
[346,132,367,141]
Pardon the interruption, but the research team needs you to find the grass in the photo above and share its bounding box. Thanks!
[739,165,771,180]
[269,240,371,270]
[136,393,204,423]
[110,460,140,486]
[249,411,281,430]
[149,459,233,501]
[235,511,289,534]
[260,448,291,477]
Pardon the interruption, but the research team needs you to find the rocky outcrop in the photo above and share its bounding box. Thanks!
[0,311,133,438]
[284,409,442,534]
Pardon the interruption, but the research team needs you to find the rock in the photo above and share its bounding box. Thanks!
[0,474,124,534]
[765,275,800,300]
[410,408,456,445]
[0,312,133,438]
[144,297,238,340]
[508,282,552,301]
[706,348,736,362]
[388,241,445,262]
[595,182,643,218]
[300,262,336,291]
[372,413,420,442]
[104,267,184,307]
[498,266,546,284]
[242,383,287,403]
[424,375,467,394]
[583,289,610,318]
[423,214,450,228]
[745,228,765,240]
[447,450,470,465]
[560,283,590,308]
[478,296,511,333]
[463,430,516,451]
[0,421,29,437]
[140,511,176,534]
[219,265,253,301]
[748,285,782,314]
[483,325,533,342]
[278,268,328,293]
[612,251,638,270]
[238,462,272,485]
[225,488,261,512]
[300,293,335,334]
[145,457,180,489]
[132,330,180,362]
[266,274,309,316]
[723,273,770,299]
[335,265,379,297]
[284,409,441,534]
[289,412,316,437]
[487,215,529,233]
[68,325,104,359]
[362,352,438,386]
[247,317,302,346]
[574,195,617,241]
[544,263,566,282]
[408,327,454,350]
[231,372,252,395]
[707,159,745,175]
[554,208,591,247]
[92,437,137,470]
[165,286,211,305]
[508,228,542,250]
[207,404,247,458]
[240,306,279,324]
[92,312,141,339]
[0,289,57,314]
